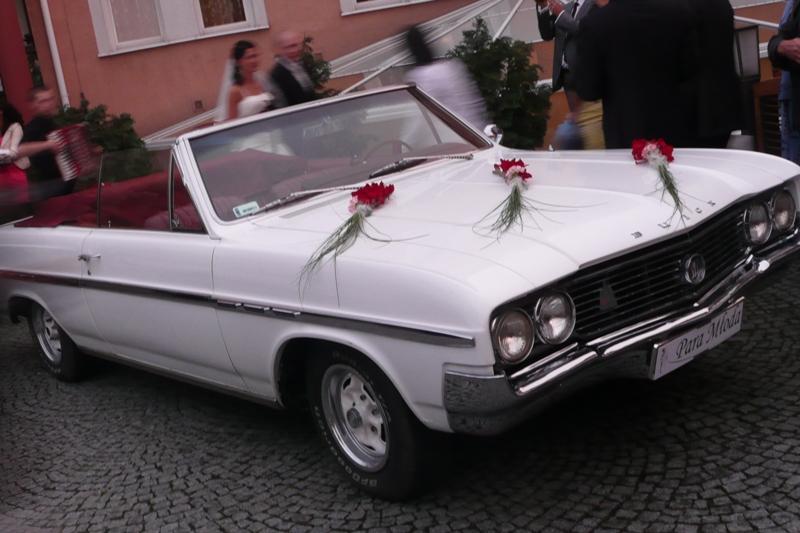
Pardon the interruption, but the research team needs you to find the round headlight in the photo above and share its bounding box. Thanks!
[743,203,773,245]
[534,292,576,345]
[492,309,534,364]
[772,190,797,232]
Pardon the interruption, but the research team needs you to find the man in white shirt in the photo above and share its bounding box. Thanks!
[537,0,596,112]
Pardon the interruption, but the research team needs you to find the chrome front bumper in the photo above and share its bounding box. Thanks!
[444,231,800,435]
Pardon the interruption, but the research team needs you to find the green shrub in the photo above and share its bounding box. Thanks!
[448,18,551,149]
[56,95,151,182]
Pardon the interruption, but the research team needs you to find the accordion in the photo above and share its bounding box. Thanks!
[48,124,98,181]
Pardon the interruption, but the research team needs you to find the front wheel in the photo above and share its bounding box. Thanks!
[28,304,86,382]
[307,349,431,500]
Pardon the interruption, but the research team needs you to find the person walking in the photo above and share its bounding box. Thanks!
[216,40,274,122]
[769,0,800,164]
[576,0,697,149]
[404,26,488,131]
[685,0,741,148]
[270,31,316,109]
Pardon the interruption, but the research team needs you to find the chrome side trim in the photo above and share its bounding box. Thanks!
[0,270,81,287]
[220,298,476,348]
[0,270,475,348]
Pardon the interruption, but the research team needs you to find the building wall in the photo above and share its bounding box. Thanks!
[25,0,474,136]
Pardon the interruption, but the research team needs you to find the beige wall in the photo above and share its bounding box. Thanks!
[27,0,474,136]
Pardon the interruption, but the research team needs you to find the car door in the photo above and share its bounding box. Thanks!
[80,149,246,390]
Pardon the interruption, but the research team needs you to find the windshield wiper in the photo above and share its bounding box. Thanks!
[240,152,476,218]
[252,187,350,216]
[367,152,475,180]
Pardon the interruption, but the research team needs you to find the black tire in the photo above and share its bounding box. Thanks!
[28,303,86,382]
[306,348,431,500]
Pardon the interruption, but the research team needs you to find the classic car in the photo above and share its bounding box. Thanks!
[1,86,798,499]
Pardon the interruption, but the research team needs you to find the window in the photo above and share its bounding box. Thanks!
[108,0,161,44]
[88,0,268,56]
[170,158,204,233]
[340,0,434,16]
[92,149,205,232]
[199,0,246,29]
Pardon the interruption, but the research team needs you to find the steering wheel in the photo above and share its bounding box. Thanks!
[360,139,414,162]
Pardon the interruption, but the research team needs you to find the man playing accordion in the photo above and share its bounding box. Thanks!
[15,87,96,203]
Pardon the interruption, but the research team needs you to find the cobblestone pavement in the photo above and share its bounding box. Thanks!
[2,263,800,532]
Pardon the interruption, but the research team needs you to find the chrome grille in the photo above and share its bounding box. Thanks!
[561,206,747,340]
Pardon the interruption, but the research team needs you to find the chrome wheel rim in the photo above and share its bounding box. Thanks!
[33,307,62,366]
[321,364,389,472]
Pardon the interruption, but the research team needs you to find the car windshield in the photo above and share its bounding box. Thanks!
[188,87,491,221]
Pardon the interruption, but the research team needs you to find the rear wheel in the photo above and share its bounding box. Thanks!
[307,348,431,500]
[28,304,86,382]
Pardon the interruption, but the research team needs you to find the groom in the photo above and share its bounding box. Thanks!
[270,31,316,109]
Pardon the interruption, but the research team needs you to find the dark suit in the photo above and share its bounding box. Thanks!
[576,0,697,149]
[769,0,800,132]
[270,61,316,108]
[686,0,741,147]
[537,0,596,91]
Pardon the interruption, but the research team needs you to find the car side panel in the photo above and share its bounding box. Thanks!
[0,226,107,352]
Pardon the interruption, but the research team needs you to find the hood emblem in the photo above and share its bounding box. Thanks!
[683,254,707,285]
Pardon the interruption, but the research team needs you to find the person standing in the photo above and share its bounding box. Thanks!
[0,103,29,207]
[15,87,70,202]
[270,31,316,109]
[536,0,596,114]
[685,0,741,148]
[576,0,697,149]
[769,0,800,164]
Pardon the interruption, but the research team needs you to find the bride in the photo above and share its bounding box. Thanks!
[215,40,273,122]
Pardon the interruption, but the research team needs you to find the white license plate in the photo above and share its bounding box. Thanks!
[650,300,744,380]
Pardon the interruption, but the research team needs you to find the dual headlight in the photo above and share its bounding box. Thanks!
[744,190,797,245]
[492,293,576,364]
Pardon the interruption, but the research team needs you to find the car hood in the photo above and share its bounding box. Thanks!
[225,147,797,316]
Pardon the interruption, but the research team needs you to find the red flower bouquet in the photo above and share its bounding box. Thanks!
[303,182,395,280]
[482,158,535,235]
[631,139,685,223]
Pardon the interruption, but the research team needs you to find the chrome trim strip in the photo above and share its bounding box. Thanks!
[223,299,476,348]
[515,351,599,396]
[508,342,580,380]
[0,270,475,348]
[0,271,81,287]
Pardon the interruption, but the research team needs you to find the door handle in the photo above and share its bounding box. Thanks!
[78,254,101,262]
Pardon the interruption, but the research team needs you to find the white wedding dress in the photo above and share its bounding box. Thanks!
[237,92,272,119]
[215,60,274,122]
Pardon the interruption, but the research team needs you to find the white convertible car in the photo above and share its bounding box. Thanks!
[1,86,798,499]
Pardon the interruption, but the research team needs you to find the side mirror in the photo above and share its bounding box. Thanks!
[483,124,503,145]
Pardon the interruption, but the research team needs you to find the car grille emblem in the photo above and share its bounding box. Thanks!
[598,280,618,311]
[683,254,707,285]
